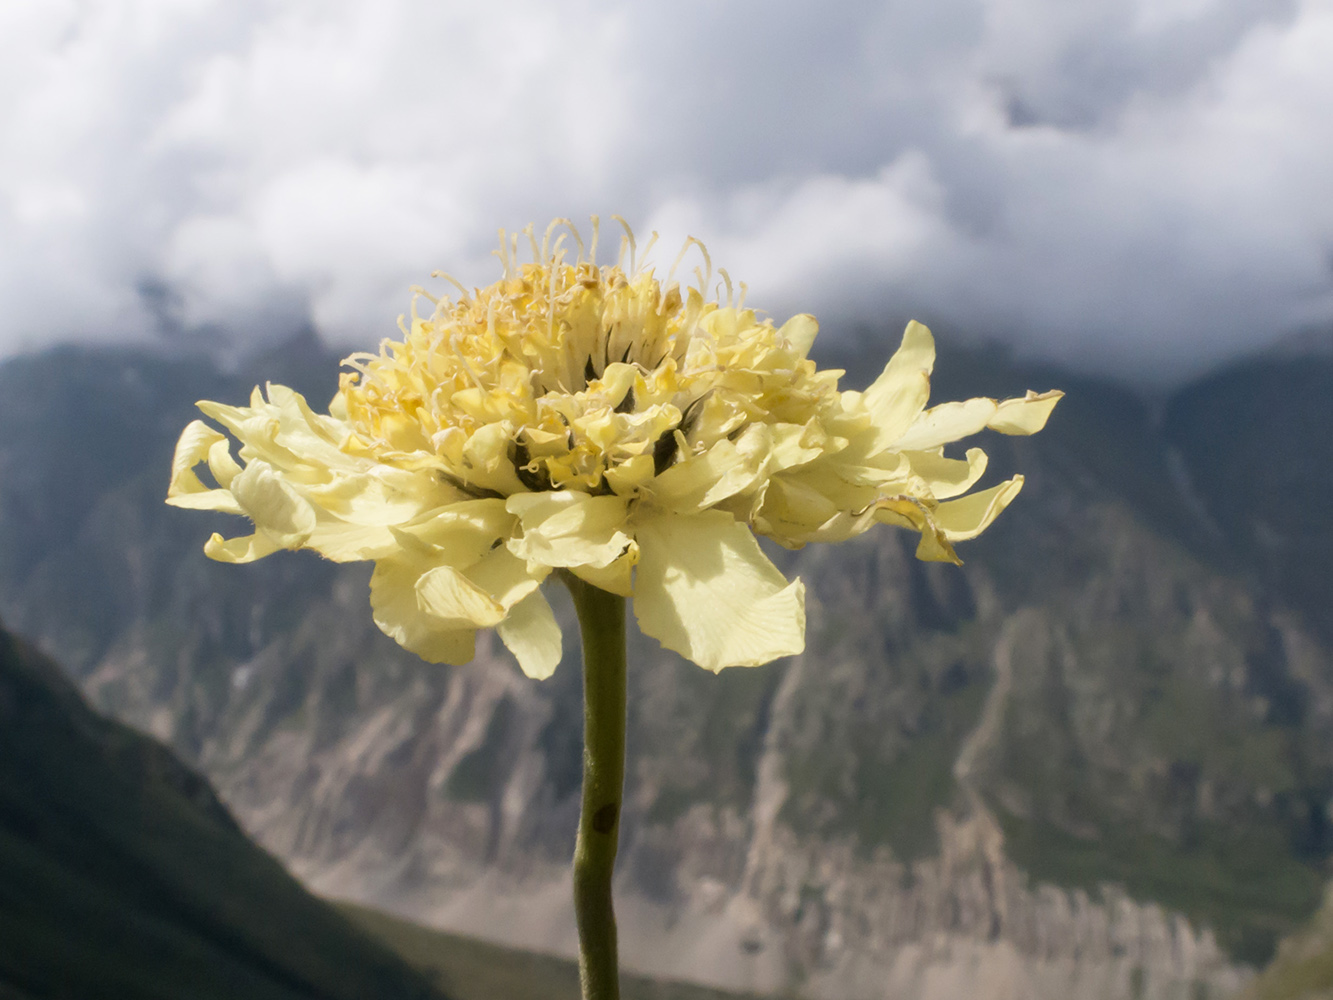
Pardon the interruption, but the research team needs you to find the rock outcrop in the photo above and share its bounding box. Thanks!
[3,338,1331,998]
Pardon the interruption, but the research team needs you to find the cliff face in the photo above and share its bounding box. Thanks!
[2,337,1330,999]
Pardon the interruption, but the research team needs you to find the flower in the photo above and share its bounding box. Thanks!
[168,218,1061,679]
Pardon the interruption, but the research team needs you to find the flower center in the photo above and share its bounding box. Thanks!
[336,224,839,497]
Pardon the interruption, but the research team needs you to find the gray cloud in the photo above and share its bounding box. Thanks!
[1,0,1330,381]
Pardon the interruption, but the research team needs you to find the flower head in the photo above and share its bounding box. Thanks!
[168,218,1061,678]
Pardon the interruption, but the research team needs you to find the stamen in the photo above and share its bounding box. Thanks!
[431,271,471,301]
[639,231,660,276]
[542,219,561,263]
[450,333,485,389]
[612,215,635,273]
[340,219,835,505]
[718,268,734,306]
[667,242,691,288]
[547,253,558,337]
[692,238,713,296]
[551,217,583,264]
[341,352,376,374]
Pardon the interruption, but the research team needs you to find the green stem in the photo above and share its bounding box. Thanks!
[564,573,627,1000]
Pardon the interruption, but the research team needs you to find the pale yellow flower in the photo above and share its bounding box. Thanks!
[168,219,1061,679]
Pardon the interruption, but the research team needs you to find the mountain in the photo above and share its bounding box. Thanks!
[1,332,1330,999]
[1162,353,1333,644]
[336,900,769,1000]
[0,618,446,1000]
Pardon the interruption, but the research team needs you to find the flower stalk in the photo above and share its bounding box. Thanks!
[565,572,628,1000]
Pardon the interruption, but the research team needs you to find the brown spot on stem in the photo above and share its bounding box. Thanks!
[591,803,618,834]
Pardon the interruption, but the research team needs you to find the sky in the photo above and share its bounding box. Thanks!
[1,0,1331,381]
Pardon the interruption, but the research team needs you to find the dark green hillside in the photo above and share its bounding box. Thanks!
[0,622,445,1000]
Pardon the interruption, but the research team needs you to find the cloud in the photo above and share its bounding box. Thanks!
[1,0,1329,380]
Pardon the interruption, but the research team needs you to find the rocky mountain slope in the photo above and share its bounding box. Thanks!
[0,619,445,1000]
[1,332,1330,999]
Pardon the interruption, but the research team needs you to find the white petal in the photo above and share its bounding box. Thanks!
[633,510,805,671]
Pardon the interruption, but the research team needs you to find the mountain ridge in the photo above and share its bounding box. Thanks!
[2,330,1330,998]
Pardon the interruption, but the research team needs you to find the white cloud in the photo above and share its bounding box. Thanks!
[0,0,1330,379]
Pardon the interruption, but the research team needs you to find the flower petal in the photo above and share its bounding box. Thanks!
[633,509,805,671]
[570,540,639,596]
[777,313,819,358]
[369,556,478,665]
[206,438,243,488]
[604,454,657,495]
[497,588,563,680]
[394,498,513,564]
[230,461,318,547]
[416,565,507,628]
[989,390,1064,435]
[934,476,1025,541]
[463,422,527,495]
[506,491,631,568]
[648,437,758,513]
[465,544,547,607]
[166,420,244,514]
[905,447,989,500]
[865,496,958,564]
[861,321,935,446]
[203,530,282,563]
[893,397,998,452]
[895,390,1065,451]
